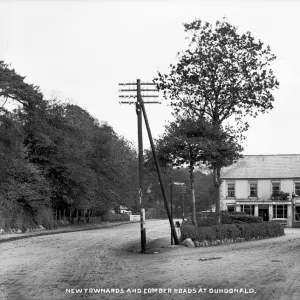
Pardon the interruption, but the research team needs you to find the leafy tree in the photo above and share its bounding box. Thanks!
[149,116,241,224]
[0,109,50,226]
[0,61,45,114]
[144,143,214,219]
[156,122,202,225]
[0,61,139,226]
[154,19,279,223]
[23,100,138,214]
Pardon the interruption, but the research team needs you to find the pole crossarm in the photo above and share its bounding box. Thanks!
[119,89,158,92]
[119,95,159,98]
[119,82,159,101]
[119,101,161,104]
[119,82,157,86]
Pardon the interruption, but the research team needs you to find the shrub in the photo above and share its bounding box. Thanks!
[220,211,263,224]
[145,210,153,219]
[34,207,57,229]
[212,224,241,240]
[196,215,218,227]
[180,223,216,242]
[181,221,284,243]
[195,211,263,227]
[225,214,263,224]
[102,213,130,222]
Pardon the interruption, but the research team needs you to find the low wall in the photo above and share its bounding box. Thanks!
[130,215,140,221]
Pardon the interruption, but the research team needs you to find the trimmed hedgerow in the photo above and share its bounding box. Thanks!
[227,215,263,224]
[195,211,263,227]
[180,221,284,243]
[211,224,241,240]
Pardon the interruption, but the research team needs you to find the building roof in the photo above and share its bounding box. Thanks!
[221,155,300,179]
[119,205,131,210]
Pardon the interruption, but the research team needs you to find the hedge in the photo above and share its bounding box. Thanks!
[223,214,263,224]
[102,213,130,222]
[181,221,284,243]
[195,211,263,227]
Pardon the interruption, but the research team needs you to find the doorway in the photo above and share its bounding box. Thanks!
[258,208,269,221]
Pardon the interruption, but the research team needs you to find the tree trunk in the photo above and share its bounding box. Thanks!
[189,162,197,226]
[191,186,197,226]
[213,165,222,225]
[83,209,86,224]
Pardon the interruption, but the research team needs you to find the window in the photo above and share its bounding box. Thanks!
[273,205,287,218]
[295,206,300,221]
[227,205,235,213]
[227,183,235,197]
[241,205,254,215]
[250,183,257,197]
[272,182,280,196]
[295,182,300,196]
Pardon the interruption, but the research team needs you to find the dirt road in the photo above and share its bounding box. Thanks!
[1,220,300,300]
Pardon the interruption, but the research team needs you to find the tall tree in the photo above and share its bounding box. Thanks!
[0,61,139,223]
[0,109,50,225]
[154,19,279,223]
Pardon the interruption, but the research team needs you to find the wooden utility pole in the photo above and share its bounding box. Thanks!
[119,79,179,250]
[119,80,160,253]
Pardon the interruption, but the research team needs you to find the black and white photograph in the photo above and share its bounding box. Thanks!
[1,0,300,299]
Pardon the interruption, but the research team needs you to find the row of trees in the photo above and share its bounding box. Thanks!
[0,61,139,226]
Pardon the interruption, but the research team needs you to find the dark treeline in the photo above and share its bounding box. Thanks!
[144,167,214,217]
[0,61,139,229]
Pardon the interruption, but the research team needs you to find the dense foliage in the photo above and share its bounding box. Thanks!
[0,61,138,229]
[102,213,130,222]
[194,211,263,227]
[144,150,214,217]
[181,222,284,243]
[149,116,242,225]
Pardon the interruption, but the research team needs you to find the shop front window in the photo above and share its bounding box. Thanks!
[273,205,287,218]
[227,205,235,213]
[241,205,254,215]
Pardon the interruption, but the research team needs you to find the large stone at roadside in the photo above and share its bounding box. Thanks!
[181,238,195,248]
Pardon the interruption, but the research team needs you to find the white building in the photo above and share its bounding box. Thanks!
[220,155,300,227]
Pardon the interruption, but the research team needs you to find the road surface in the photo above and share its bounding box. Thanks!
[1,220,300,300]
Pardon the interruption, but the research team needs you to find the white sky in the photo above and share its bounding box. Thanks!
[0,0,299,155]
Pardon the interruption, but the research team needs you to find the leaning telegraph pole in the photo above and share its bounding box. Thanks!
[119,79,161,253]
[119,79,179,251]
[139,94,179,245]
